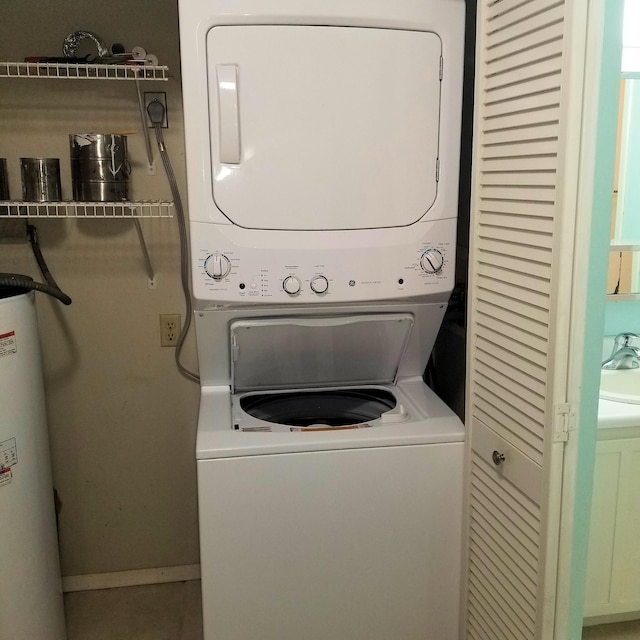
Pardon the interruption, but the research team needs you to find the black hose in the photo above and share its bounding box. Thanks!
[27,224,72,304]
[0,223,72,305]
[0,273,72,305]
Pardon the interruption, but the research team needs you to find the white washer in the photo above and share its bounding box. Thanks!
[194,303,464,639]
[178,0,466,638]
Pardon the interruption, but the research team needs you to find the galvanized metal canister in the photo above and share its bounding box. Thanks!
[0,159,9,200]
[70,134,129,201]
[20,158,62,202]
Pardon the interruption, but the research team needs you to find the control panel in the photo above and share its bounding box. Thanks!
[190,219,456,305]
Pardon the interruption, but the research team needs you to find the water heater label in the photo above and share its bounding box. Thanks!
[0,437,18,487]
[0,467,12,488]
[0,437,18,470]
[0,330,17,358]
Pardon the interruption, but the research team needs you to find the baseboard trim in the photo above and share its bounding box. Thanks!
[62,564,201,593]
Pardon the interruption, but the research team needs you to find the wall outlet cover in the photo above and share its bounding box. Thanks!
[160,314,181,347]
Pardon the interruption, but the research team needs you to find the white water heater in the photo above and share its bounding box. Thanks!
[0,290,66,640]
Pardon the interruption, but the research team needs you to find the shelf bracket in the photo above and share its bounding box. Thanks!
[133,218,157,288]
[135,75,156,174]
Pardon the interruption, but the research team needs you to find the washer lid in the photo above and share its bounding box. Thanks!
[230,313,414,392]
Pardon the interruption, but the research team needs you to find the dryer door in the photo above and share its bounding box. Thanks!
[206,25,442,231]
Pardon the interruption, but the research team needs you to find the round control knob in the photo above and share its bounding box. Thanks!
[419,249,444,274]
[283,276,301,295]
[310,275,329,294]
[204,253,231,280]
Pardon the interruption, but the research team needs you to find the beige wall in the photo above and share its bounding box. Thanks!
[0,1,201,576]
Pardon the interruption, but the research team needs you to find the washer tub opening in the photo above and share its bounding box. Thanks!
[240,388,397,427]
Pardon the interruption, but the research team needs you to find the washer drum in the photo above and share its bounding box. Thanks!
[70,133,129,201]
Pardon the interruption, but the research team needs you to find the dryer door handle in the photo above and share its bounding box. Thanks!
[216,64,241,164]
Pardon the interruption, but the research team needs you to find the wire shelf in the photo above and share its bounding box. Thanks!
[0,61,169,80]
[0,201,174,218]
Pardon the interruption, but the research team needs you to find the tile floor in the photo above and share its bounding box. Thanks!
[583,619,640,639]
[64,580,203,640]
[64,581,640,640]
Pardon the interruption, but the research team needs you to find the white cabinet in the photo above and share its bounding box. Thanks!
[585,435,640,622]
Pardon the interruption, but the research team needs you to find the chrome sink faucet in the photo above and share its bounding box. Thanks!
[602,333,640,370]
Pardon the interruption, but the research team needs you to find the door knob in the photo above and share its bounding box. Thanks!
[492,450,506,466]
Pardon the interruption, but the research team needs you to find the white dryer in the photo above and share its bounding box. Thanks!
[179,0,464,309]
[177,0,466,638]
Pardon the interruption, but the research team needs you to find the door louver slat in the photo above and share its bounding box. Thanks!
[471,471,540,542]
[484,56,562,91]
[467,453,542,638]
[486,75,561,106]
[468,571,534,636]
[481,184,555,202]
[479,219,555,244]
[483,156,559,173]
[481,171,557,187]
[486,33,563,74]
[478,239,553,266]
[478,263,551,297]
[474,393,545,450]
[476,360,545,407]
[477,293,549,333]
[481,138,556,156]
[476,338,546,385]
[484,124,559,145]
[475,376,545,426]
[477,276,549,312]
[484,94,561,122]
[471,504,539,572]
[468,600,529,640]
[470,526,538,595]
[470,554,536,628]
[478,225,553,248]
[487,3,563,42]
[476,311,548,353]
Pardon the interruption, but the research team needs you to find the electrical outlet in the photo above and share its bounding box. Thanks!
[160,314,181,347]
[144,92,169,128]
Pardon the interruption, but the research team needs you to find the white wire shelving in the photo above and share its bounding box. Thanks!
[0,61,169,81]
[1,60,173,282]
[0,201,174,218]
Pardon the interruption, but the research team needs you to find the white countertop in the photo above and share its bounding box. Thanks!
[598,398,640,439]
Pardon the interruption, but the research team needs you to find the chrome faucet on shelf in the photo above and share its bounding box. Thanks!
[602,332,640,370]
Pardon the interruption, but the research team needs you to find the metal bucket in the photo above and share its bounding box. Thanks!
[70,134,129,201]
[21,158,62,202]
[0,159,9,215]
[0,159,9,200]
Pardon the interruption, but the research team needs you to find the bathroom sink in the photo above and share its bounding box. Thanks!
[600,368,640,404]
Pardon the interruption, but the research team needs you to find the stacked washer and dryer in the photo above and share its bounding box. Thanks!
[178,1,465,638]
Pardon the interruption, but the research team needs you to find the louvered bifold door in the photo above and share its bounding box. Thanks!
[465,1,570,639]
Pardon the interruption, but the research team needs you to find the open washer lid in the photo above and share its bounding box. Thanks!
[230,313,414,392]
